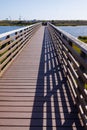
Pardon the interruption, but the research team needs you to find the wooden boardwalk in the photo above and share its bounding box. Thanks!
[0,26,84,130]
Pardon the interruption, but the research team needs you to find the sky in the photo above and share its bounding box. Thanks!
[0,0,87,20]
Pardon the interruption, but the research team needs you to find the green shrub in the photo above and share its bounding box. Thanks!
[78,36,87,43]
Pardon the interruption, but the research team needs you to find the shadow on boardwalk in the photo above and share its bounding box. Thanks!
[30,27,84,130]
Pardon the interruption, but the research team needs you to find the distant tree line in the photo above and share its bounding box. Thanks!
[50,20,87,26]
[0,20,39,26]
[0,20,87,26]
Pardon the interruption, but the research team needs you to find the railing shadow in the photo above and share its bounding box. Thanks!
[30,27,84,130]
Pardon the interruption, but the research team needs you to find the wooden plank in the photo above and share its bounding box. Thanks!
[0,106,78,113]
[0,118,83,127]
[0,26,84,129]
[0,127,29,130]
[48,23,86,129]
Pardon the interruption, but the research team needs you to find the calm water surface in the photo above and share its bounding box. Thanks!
[0,26,23,34]
[57,26,87,37]
[0,26,87,38]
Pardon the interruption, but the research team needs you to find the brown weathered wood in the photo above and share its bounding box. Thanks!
[0,23,41,77]
[48,23,87,129]
[0,26,84,130]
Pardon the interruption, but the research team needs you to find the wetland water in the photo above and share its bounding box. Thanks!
[0,25,87,38]
[58,26,87,37]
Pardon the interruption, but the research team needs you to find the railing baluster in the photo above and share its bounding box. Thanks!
[47,22,87,129]
[0,23,41,76]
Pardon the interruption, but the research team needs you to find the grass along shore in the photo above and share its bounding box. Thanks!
[78,36,87,89]
[78,36,87,43]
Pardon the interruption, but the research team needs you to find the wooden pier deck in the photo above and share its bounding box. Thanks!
[0,26,84,130]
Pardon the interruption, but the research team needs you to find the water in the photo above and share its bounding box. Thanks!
[0,26,23,34]
[57,26,87,37]
[0,25,87,38]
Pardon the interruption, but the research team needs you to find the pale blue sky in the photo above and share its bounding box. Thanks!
[0,0,87,20]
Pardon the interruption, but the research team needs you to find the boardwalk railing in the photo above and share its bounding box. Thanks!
[48,23,87,129]
[0,23,41,76]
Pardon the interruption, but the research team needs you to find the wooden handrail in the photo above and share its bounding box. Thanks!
[0,23,42,76]
[47,22,87,129]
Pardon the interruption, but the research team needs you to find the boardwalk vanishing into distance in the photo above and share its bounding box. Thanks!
[0,23,87,130]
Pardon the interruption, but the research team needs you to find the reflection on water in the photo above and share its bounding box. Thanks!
[57,26,87,37]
